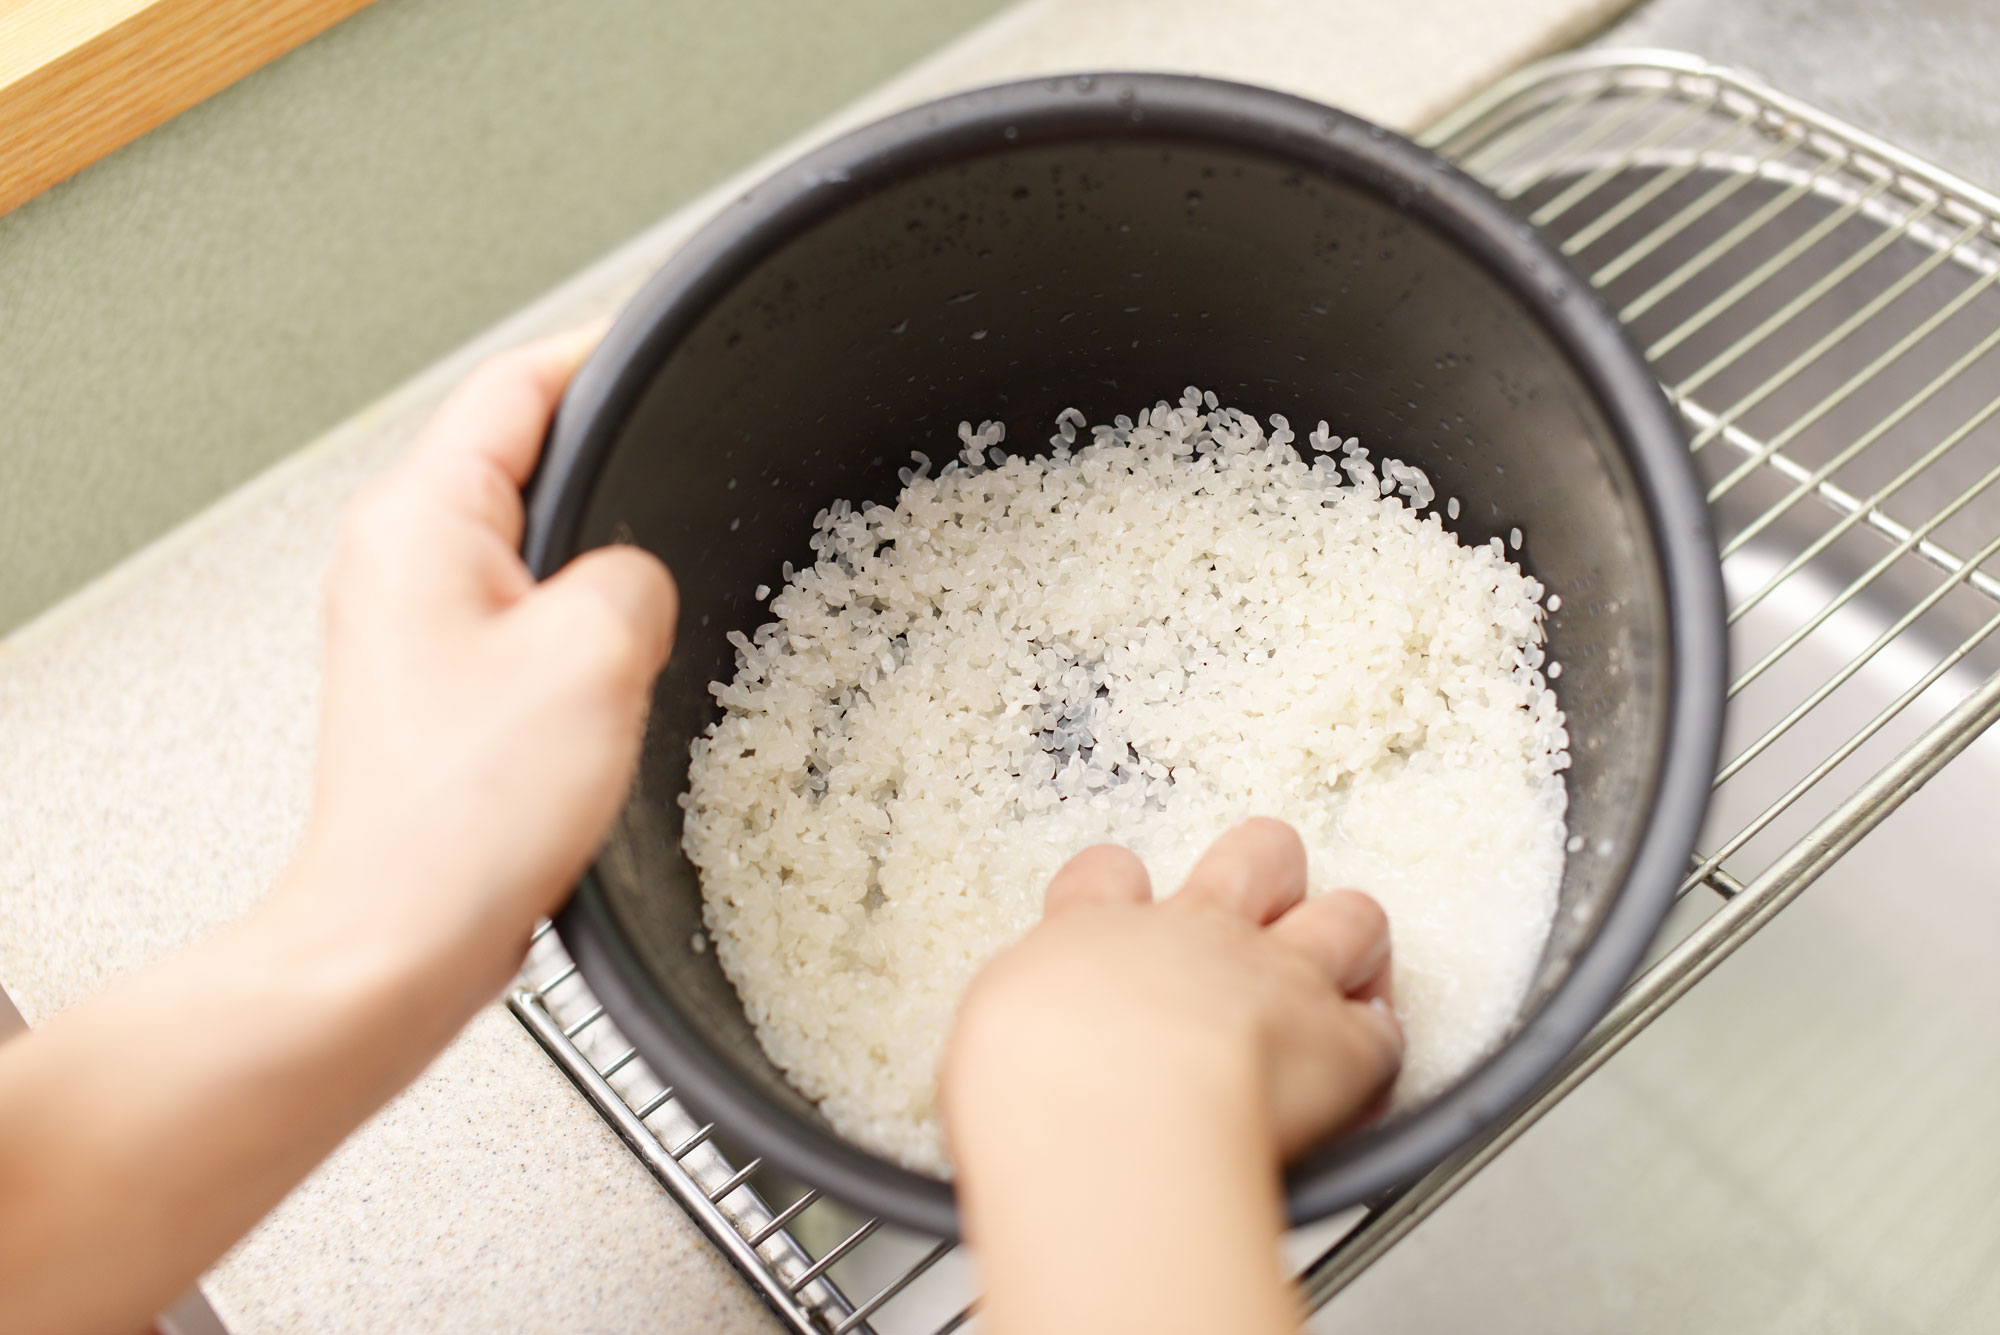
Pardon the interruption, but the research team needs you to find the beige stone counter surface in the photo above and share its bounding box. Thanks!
[0,0,1624,1329]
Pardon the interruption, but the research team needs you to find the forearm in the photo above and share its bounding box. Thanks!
[0,331,664,1335]
[950,1025,1301,1335]
[0,856,520,1335]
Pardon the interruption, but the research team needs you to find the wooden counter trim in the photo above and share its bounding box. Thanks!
[0,0,379,217]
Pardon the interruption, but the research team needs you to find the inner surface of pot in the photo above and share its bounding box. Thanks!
[544,80,1684,1231]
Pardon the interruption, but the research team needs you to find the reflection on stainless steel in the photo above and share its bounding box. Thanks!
[513,51,2000,1331]
[514,930,983,1335]
[1306,47,2000,1303]
[512,925,872,1335]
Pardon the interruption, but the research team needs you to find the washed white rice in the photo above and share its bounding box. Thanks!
[681,389,1570,1174]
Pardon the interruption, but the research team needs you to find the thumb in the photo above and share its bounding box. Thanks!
[523,544,679,682]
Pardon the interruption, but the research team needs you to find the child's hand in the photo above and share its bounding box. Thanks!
[942,818,1401,1335]
[283,329,678,990]
[948,817,1401,1162]
[0,333,680,1335]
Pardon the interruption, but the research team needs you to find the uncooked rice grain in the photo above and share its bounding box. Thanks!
[681,391,1569,1174]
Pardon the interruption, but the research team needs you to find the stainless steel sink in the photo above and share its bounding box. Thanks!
[1304,50,2000,1319]
[513,53,2000,1333]
[1473,50,2000,911]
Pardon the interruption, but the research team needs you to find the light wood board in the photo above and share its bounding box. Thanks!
[0,0,377,215]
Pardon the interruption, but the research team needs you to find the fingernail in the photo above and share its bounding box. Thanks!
[545,319,613,376]
[1366,996,1405,1052]
[1343,927,1391,993]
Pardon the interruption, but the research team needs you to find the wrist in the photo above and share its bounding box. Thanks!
[256,838,527,1031]
[945,987,1295,1335]
[945,983,1275,1169]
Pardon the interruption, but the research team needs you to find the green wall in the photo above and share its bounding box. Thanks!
[0,0,1009,634]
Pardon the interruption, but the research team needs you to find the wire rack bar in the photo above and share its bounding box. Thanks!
[510,983,863,1335]
[1300,663,2000,1305]
[509,50,2000,1332]
[1297,46,2000,1300]
[749,1190,823,1248]
[833,1241,957,1334]
[789,1221,882,1293]
[1558,106,1760,256]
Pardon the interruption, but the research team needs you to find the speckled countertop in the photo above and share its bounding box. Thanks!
[0,0,1627,1329]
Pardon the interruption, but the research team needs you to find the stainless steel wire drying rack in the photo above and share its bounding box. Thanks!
[511,50,2000,1331]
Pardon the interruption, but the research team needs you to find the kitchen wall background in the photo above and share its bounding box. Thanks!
[0,0,1009,635]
